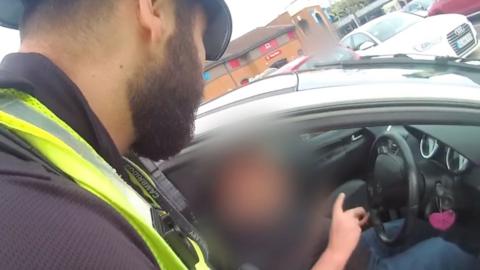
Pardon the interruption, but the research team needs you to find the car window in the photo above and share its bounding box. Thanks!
[404,2,421,12]
[340,36,354,49]
[404,0,433,12]
[298,48,355,70]
[331,47,356,61]
[365,13,422,42]
[351,33,376,50]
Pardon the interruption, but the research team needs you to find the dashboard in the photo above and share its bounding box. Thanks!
[410,125,480,168]
[367,125,479,181]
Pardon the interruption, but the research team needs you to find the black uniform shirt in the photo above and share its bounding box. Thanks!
[0,53,158,269]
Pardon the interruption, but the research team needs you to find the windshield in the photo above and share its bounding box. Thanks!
[365,13,423,42]
[298,47,358,70]
[404,0,434,12]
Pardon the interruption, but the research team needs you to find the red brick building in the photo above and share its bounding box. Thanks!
[203,1,337,101]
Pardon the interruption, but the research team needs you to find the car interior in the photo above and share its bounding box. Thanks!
[149,124,480,269]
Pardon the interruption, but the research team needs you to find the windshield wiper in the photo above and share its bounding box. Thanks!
[360,54,480,65]
[433,55,480,65]
[306,53,480,86]
[309,54,480,71]
[360,53,416,60]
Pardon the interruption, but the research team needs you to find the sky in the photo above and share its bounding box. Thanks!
[0,0,295,59]
[226,0,294,38]
[0,27,19,59]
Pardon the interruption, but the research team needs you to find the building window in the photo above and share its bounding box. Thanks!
[228,58,241,69]
[270,58,288,69]
[312,12,324,26]
[203,71,211,81]
[298,19,310,35]
[288,31,297,40]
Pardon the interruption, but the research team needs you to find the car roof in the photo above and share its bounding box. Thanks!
[197,73,298,117]
[195,80,480,137]
[195,63,480,138]
[198,58,480,118]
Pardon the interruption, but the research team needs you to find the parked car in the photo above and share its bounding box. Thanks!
[147,57,480,269]
[271,46,359,75]
[403,0,434,16]
[248,67,278,83]
[340,12,478,58]
[428,0,480,17]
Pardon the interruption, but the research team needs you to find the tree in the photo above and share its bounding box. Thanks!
[331,0,370,19]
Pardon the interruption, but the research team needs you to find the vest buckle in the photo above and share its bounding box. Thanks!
[151,208,200,268]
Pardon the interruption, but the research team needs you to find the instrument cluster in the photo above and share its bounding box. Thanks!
[420,135,470,174]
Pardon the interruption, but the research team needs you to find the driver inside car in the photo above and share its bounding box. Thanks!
[195,136,479,270]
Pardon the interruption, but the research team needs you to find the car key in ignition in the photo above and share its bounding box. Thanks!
[428,182,456,231]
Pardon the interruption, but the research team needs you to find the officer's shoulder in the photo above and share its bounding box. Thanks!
[0,126,62,180]
[0,149,54,180]
[0,149,159,270]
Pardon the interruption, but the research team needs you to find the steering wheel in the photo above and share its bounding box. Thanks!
[367,131,420,245]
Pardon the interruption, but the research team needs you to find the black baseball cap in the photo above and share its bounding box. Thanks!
[0,0,232,61]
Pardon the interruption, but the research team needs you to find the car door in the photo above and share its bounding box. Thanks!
[351,33,377,51]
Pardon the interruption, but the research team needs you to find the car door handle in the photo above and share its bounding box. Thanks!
[351,134,364,142]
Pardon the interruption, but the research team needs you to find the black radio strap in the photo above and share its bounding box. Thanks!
[123,158,210,262]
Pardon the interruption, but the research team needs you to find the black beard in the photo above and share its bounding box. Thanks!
[128,31,203,161]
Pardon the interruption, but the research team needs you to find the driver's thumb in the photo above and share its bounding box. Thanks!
[333,193,346,215]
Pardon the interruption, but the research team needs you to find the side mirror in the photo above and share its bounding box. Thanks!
[358,41,376,51]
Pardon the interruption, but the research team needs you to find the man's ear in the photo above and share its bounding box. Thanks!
[138,0,169,43]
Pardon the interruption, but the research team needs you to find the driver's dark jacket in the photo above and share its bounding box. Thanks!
[0,53,158,269]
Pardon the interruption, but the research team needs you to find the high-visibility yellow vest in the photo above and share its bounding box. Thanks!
[0,88,208,270]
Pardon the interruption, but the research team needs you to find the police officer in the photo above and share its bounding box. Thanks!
[0,0,231,269]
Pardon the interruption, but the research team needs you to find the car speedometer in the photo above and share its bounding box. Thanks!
[445,147,469,173]
[420,135,439,159]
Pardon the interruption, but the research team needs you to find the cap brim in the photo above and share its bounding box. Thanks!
[0,0,232,61]
[201,0,232,61]
[0,0,24,29]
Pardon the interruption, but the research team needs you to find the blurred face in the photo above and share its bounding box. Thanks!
[213,148,296,232]
[129,4,207,160]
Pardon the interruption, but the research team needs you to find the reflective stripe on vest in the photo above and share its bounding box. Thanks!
[0,88,208,270]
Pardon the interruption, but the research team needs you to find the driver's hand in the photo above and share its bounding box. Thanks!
[312,193,369,270]
[329,193,369,259]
